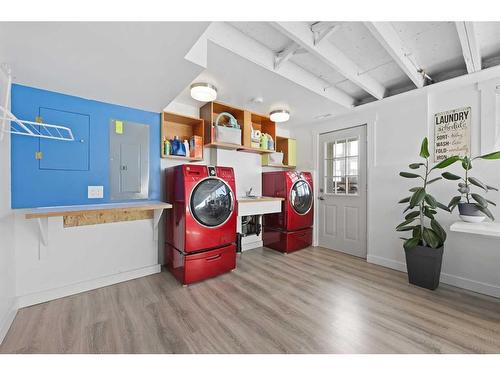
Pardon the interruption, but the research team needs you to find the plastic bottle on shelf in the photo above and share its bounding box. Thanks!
[268,135,274,151]
[165,138,171,156]
[183,139,190,157]
[260,133,268,150]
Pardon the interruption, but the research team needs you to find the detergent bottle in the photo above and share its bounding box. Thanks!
[260,133,268,150]
[267,135,274,151]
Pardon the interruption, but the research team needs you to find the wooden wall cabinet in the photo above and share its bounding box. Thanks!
[262,136,297,169]
[161,112,204,162]
[199,101,275,155]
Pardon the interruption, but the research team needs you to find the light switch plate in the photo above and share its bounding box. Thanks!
[88,186,104,199]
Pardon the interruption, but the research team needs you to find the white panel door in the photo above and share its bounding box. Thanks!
[318,125,367,258]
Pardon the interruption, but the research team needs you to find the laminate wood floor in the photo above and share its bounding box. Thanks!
[2,246,500,354]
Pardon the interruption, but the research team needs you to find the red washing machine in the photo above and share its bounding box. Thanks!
[262,171,314,253]
[165,164,237,285]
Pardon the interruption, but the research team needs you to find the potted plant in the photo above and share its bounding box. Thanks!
[397,138,459,290]
[442,151,500,222]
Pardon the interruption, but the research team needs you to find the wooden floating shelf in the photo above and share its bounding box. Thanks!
[205,142,241,150]
[238,145,275,154]
[263,163,296,169]
[200,101,279,155]
[164,155,204,162]
[25,201,172,219]
[161,112,204,159]
[262,135,297,168]
[25,201,172,245]
[205,142,275,155]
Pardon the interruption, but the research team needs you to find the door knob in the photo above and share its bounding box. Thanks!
[318,196,325,200]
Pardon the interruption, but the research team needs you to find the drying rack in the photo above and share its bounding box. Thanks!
[0,64,74,142]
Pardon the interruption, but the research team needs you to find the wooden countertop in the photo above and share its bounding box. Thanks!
[25,200,172,219]
[237,197,284,204]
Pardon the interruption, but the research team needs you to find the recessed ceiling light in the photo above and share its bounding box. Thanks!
[190,83,217,102]
[270,109,290,123]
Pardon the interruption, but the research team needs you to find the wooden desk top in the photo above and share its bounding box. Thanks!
[25,200,172,219]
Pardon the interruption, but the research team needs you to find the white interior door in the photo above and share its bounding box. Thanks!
[318,125,367,258]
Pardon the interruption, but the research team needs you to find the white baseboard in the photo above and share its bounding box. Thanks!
[367,255,406,272]
[16,264,161,309]
[367,255,500,299]
[0,301,18,345]
[440,273,500,299]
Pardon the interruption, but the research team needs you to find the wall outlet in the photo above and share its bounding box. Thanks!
[88,186,104,199]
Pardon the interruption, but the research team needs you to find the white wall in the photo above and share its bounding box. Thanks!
[0,72,17,343]
[291,67,500,298]
[14,213,160,307]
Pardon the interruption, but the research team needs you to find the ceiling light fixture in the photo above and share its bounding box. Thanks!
[270,109,290,123]
[190,83,217,102]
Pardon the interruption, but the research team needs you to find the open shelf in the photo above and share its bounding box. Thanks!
[238,145,275,154]
[200,101,278,155]
[262,135,297,168]
[263,163,296,169]
[205,142,241,150]
[205,142,276,154]
[164,155,204,162]
[161,112,204,159]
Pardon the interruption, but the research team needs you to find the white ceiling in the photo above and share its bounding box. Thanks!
[221,21,500,107]
[0,22,209,112]
[3,21,500,128]
[475,22,500,60]
[391,22,466,77]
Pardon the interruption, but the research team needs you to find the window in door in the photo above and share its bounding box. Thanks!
[324,137,359,195]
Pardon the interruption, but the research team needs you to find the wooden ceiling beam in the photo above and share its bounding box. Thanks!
[364,22,425,88]
[310,22,340,46]
[272,22,387,100]
[274,42,301,70]
[455,22,482,73]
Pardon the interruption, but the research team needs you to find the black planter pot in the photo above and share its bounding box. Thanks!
[458,202,483,216]
[404,245,444,290]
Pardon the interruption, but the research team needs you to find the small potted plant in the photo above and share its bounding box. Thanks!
[443,151,500,222]
[397,138,459,290]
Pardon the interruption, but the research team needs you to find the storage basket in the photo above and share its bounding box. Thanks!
[268,152,284,164]
[214,112,242,145]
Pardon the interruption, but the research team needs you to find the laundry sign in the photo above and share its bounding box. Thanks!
[434,106,471,162]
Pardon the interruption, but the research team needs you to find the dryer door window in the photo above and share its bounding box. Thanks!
[190,178,234,227]
[290,180,312,215]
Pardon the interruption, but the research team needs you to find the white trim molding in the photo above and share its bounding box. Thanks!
[367,255,500,299]
[16,264,161,309]
[0,302,17,345]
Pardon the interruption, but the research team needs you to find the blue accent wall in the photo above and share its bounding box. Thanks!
[11,84,161,208]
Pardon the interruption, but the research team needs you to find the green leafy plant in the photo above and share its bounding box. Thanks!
[396,138,458,250]
[442,151,500,220]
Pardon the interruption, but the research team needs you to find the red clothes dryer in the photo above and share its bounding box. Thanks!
[262,171,314,253]
[165,165,237,284]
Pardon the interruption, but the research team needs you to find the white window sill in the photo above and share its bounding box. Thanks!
[450,221,500,238]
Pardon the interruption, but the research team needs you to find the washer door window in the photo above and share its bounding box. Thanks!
[190,178,233,227]
[290,180,312,215]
